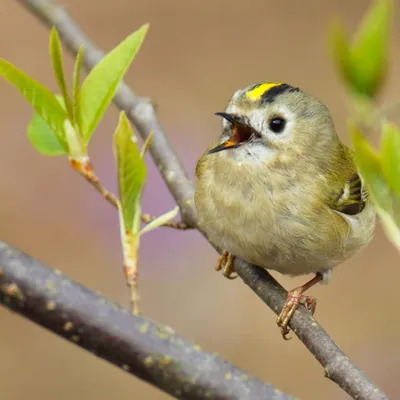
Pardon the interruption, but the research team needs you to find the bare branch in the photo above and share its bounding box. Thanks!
[12,1,389,399]
[0,241,295,400]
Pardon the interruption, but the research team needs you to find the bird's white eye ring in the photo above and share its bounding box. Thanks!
[269,117,286,134]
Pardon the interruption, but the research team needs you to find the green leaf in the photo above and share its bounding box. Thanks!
[349,0,392,97]
[27,112,65,155]
[352,125,400,251]
[27,95,85,158]
[49,26,72,119]
[0,59,69,151]
[381,121,400,196]
[72,45,84,129]
[113,111,146,233]
[329,21,352,89]
[27,112,66,155]
[80,24,149,142]
[140,206,179,235]
[351,126,391,212]
[331,0,392,97]
[27,95,67,156]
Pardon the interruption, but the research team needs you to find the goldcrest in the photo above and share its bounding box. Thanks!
[194,82,376,339]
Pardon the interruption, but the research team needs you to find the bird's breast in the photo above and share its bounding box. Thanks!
[194,155,373,275]
[195,157,315,270]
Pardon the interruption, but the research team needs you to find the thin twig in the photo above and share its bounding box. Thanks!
[141,213,190,230]
[0,241,296,400]
[14,1,389,399]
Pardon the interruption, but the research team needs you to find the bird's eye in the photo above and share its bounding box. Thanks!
[269,117,286,134]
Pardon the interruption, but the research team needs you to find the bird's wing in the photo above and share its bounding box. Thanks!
[331,173,367,216]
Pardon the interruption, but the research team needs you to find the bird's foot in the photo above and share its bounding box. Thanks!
[277,291,317,340]
[276,273,322,340]
[215,250,237,279]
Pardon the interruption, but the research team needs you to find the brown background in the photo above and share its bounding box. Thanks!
[1,1,399,399]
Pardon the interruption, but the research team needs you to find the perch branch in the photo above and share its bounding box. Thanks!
[0,241,295,400]
[13,1,389,400]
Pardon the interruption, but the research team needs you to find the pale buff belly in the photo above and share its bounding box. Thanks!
[195,172,357,276]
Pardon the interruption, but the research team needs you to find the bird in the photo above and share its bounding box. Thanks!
[194,82,376,339]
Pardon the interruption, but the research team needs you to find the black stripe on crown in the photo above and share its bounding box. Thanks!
[261,83,300,103]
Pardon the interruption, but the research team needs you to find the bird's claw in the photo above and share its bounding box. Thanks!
[277,289,317,340]
[215,250,237,279]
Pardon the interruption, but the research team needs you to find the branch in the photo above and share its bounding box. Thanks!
[14,1,389,400]
[0,241,294,400]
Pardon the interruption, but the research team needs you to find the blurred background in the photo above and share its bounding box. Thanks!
[0,0,399,399]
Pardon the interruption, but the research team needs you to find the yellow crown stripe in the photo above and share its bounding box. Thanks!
[246,82,282,101]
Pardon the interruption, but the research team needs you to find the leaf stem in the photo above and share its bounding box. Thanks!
[121,230,140,314]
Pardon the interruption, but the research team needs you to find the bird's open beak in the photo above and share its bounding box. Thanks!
[208,112,254,154]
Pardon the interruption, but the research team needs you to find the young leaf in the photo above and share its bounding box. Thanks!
[329,21,352,90]
[351,126,400,251]
[27,95,68,156]
[27,95,85,158]
[349,0,392,97]
[80,24,149,142]
[49,26,73,119]
[140,206,179,235]
[72,45,84,129]
[27,112,65,155]
[113,111,146,233]
[0,59,69,151]
[351,126,391,212]
[329,0,391,97]
[381,121,400,196]
[64,118,86,160]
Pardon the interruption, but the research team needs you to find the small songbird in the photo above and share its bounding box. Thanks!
[194,82,376,339]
